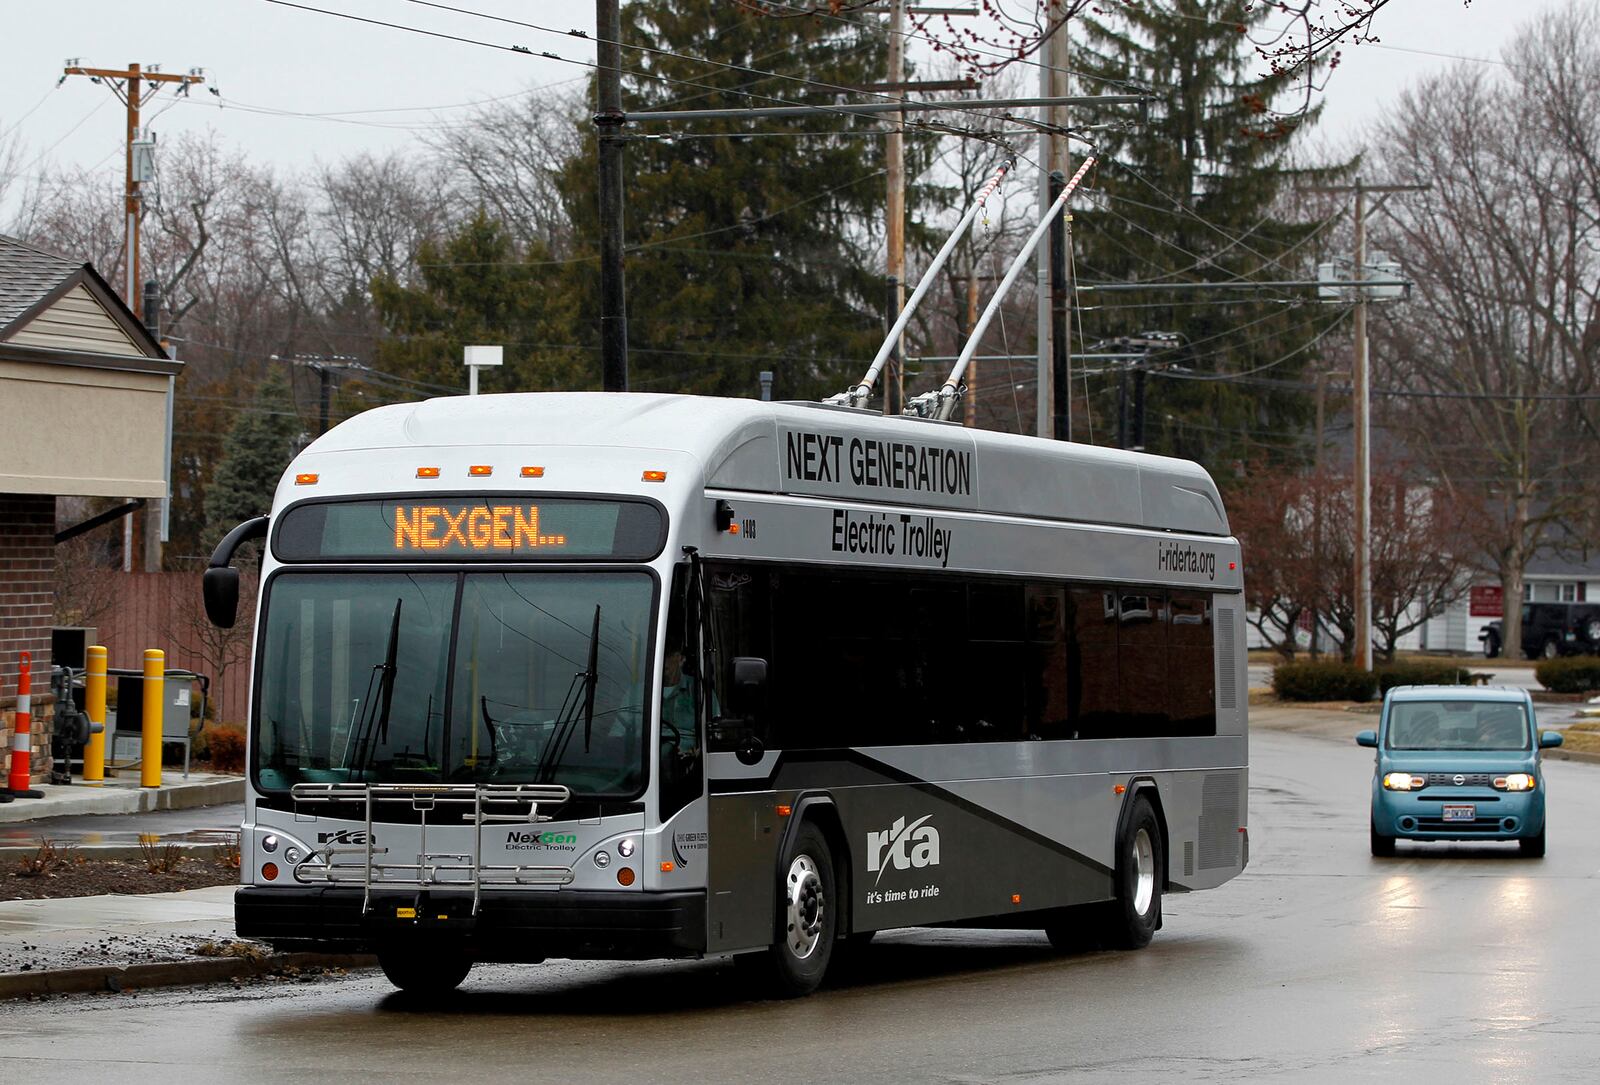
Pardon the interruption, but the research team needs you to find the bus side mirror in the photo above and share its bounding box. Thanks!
[1540,731,1564,749]
[1355,730,1378,748]
[730,657,768,718]
[203,515,269,629]
[203,567,240,629]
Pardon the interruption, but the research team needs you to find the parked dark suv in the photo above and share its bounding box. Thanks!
[1481,602,1600,659]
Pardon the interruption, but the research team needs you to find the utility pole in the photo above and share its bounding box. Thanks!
[272,354,362,437]
[61,63,204,320]
[1036,5,1070,438]
[595,1,629,392]
[1308,178,1428,671]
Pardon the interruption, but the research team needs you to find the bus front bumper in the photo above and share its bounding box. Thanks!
[236,886,708,960]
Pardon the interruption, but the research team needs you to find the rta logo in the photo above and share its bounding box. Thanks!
[317,829,372,845]
[866,815,941,884]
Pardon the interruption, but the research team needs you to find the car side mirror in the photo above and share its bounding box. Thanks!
[1356,730,1378,748]
[203,567,240,629]
[1540,731,1564,749]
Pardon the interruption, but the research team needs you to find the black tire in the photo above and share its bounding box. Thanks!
[1520,827,1547,858]
[1103,796,1163,950]
[1370,818,1397,857]
[755,821,837,998]
[1482,633,1500,659]
[377,945,472,996]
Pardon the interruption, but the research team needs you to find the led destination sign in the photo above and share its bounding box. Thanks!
[274,497,664,562]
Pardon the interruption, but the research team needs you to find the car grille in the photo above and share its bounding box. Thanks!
[1414,817,1505,833]
[1424,773,1493,788]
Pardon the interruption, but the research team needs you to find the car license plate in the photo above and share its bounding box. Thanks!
[1442,804,1476,821]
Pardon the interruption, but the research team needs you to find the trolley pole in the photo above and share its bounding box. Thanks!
[596,0,629,392]
[884,0,906,415]
[1049,170,1070,442]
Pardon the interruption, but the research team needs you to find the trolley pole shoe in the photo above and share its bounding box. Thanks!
[5,652,44,799]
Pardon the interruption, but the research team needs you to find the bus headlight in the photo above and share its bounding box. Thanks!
[1494,773,1536,792]
[1382,772,1425,791]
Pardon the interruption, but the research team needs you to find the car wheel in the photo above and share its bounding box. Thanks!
[377,945,472,996]
[1482,633,1500,659]
[1585,618,1600,643]
[1102,796,1162,950]
[1542,638,1560,660]
[1370,818,1397,858]
[755,821,837,998]
[1520,827,1546,858]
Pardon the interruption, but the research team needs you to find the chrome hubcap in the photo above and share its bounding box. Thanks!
[1131,828,1156,916]
[785,854,825,959]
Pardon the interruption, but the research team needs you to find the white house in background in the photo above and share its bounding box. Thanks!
[1421,553,1600,656]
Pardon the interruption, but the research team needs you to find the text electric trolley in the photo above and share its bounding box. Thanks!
[205,392,1249,996]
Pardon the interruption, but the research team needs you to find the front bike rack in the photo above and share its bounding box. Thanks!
[289,782,574,916]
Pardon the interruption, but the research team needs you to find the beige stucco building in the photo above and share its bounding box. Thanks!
[1,233,179,784]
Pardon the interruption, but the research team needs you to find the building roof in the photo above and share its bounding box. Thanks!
[0,233,169,362]
[0,234,83,328]
[1525,551,1600,578]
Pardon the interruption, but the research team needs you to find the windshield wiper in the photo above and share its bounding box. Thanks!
[537,604,601,784]
[351,598,402,779]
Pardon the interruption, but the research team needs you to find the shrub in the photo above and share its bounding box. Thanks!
[206,726,247,774]
[1376,662,1473,693]
[1272,662,1378,703]
[1535,657,1600,694]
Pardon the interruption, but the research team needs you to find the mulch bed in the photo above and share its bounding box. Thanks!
[0,855,238,902]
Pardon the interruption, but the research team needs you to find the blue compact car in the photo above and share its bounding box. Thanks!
[1357,685,1563,857]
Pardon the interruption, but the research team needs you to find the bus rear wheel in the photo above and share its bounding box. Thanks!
[1103,797,1162,950]
[377,945,472,997]
[756,822,837,998]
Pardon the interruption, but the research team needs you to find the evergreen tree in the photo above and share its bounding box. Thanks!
[1074,0,1347,465]
[202,371,302,547]
[370,210,585,393]
[556,3,929,401]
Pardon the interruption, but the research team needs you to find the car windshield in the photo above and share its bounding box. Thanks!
[1385,700,1531,751]
[255,571,654,796]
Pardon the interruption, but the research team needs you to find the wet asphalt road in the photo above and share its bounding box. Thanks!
[2,728,1597,1083]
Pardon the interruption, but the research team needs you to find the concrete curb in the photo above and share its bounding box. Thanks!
[0,777,244,824]
[0,951,377,1001]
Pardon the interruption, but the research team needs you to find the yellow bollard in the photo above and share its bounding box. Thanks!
[142,649,164,788]
[83,646,107,783]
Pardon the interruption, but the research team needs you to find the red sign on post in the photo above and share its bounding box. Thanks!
[1470,585,1503,618]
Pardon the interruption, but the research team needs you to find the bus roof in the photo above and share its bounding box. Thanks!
[303,392,1231,536]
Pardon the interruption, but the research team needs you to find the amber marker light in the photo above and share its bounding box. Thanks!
[728,523,741,535]
[416,466,441,479]
[642,470,667,482]
[294,473,319,486]
[1114,784,1127,795]
[661,861,675,873]
[775,804,792,817]
[520,466,545,478]
[616,867,636,886]
[468,465,493,477]
[261,863,279,881]
[1011,894,1022,905]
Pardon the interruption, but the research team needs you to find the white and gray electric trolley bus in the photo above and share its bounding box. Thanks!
[203,391,1248,997]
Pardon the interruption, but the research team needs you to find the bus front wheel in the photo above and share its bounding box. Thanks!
[377,945,472,997]
[758,822,837,997]
[1104,797,1162,950]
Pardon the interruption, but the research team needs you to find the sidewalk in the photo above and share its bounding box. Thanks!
[0,771,243,825]
[0,884,372,999]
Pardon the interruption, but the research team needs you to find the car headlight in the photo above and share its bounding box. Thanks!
[1494,773,1536,792]
[1382,772,1425,791]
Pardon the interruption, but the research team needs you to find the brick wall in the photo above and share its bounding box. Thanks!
[1,492,56,782]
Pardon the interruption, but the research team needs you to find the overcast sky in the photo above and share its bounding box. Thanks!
[0,0,1579,218]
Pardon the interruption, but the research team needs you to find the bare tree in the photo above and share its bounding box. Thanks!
[1369,7,1600,660]
[317,150,455,299]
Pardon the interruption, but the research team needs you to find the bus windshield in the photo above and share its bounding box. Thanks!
[255,571,654,796]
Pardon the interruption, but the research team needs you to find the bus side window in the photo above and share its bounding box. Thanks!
[705,564,770,752]
[1167,591,1216,736]
[1119,590,1170,737]
[1069,589,1121,738]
